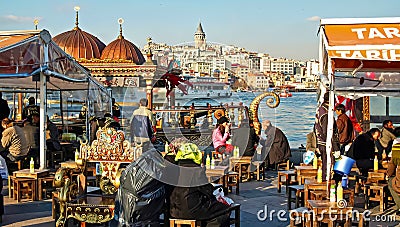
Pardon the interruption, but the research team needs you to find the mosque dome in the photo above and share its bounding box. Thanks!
[100,19,145,65]
[53,7,106,60]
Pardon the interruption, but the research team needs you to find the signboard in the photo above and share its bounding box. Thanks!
[96,77,139,87]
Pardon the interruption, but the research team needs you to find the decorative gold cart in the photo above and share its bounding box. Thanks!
[53,122,134,226]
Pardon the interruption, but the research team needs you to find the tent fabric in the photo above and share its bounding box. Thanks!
[0,29,111,115]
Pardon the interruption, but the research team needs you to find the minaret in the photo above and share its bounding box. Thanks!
[194,22,206,50]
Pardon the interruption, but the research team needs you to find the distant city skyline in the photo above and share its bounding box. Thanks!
[1,0,400,60]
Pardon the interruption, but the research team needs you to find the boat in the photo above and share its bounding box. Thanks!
[175,75,232,100]
[279,89,292,98]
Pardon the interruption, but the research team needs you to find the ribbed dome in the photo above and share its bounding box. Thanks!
[101,36,145,64]
[53,27,106,60]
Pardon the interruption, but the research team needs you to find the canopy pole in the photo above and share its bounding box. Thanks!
[39,43,48,170]
[326,58,335,183]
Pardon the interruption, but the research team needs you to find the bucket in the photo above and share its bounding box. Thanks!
[333,156,355,175]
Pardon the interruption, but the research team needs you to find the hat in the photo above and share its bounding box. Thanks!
[217,116,229,125]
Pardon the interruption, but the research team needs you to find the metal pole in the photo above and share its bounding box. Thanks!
[39,43,48,170]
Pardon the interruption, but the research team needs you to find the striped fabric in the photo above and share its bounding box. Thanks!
[1,126,29,157]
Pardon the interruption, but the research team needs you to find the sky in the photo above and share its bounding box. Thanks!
[1,0,400,61]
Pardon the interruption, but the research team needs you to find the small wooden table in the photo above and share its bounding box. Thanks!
[229,157,252,182]
[11,169,50,201]
[294,165,317,184]
[307,200,353,227]
[206,166,228,187]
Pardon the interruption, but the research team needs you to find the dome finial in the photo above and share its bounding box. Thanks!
[74,6,80,30]
[33,19,39,30]
[118,18,124,39]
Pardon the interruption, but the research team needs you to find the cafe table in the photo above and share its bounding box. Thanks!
[294,165,317,184]
[307,200,353,227]
[229,156,252,182]
[206,166,228,191]
[11,169,50,200]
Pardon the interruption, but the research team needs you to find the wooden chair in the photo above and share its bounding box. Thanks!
[53,125,134,227]
[298,169,318,185]
[225,171,240,195]
[277,160,290,170]
[169,204,240,227]
[277,170,296,193]
[304,182,327,207]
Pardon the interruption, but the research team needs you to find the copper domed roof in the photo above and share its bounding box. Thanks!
[53,8,106,60]
[100,20,145,64]
[53,28,106,60]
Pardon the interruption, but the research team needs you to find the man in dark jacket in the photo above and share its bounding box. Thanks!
[352,128,381,176]
[314,93,340,180]
[335,104,354,154]
[231,119,259,157]
[130,98,155,150]
[261,120,291,169]
[22,97,39,122]
[113,148,166,227]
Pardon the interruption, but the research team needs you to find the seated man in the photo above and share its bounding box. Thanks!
[22,115,39,158]
[387,144,400,215]
[260,120,291,169]
[0,118,29,162]
[351,128,381,176]
[231,119,259,157]
[168,142,231,227]
[113,146,166,226]
[46,116,61,151]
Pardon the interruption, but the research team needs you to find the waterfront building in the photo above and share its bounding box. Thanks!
[53,9,163,121]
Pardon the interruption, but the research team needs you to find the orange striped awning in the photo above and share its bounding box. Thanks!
[0,34,35,48]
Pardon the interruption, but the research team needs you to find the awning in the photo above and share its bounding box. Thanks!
[320,17,400,71]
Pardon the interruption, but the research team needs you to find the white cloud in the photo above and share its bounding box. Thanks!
[2,15,40,23]
[307,16,321,21]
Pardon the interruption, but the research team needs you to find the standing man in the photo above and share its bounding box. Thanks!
[111,98,121,122]
[335,104,354,154]
[314,93,340,180]
[22,97,39,122]
[376,120,396,160]
[130,98,156,150]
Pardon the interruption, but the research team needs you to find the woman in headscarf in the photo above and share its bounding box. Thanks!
[387,143,400,215]
[168,142,231,227]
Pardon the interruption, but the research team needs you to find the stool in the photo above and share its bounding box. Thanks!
[13,177,37,202]
[251,161,265,181]
[364,183,388,212]
[169,219,198,227]
[225,171,239,195]
[277,170,296,193]
[38,176,55,200]
[355,175,367,194]
[287,185,304,210]
[49,150,64,168]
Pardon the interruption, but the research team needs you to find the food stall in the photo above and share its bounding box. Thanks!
[0,29,111,169]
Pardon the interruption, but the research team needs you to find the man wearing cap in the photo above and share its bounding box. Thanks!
[22,97,39,122]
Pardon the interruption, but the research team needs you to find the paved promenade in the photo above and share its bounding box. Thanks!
[2,170,400,226]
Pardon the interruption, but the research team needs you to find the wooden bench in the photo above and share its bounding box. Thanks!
[169,203,241,227]
[53,125,134,226]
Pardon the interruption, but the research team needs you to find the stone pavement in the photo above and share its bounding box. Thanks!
[2,170,400,226]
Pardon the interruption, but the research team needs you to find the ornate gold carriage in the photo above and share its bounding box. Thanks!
[53,124,134,226]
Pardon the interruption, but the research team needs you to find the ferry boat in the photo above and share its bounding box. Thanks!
[175,75,232,100]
